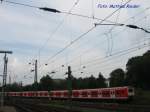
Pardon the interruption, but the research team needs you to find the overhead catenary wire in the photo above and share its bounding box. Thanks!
[81,47,149,76]
[2,0,128,62]
[36,8,150,79]
[3,0,150,25]
[51,37,150,73]
[94,23,150,33]
[80,40,149,66]
[82,43,150,70]
[106,0,123,55]
[37,0,81,65]
[48,6,150,72]
[38,0,81,52]
[40,27,150,76]
[2,0,128,24]
[49,15,150,76]
[39,1,136,74]
[4,0,39,8]
[71,11,150,60]
[61,5,150,64]
[71,43,150,73]
[67,6,150,57]
[45,1,150,74]
[49,43,150,78]
[42,0,133,66]
[66,40,150,70]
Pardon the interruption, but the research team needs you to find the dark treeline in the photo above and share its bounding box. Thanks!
[107,50,150,90]
[5,73,106,92]
[5,50,150,91]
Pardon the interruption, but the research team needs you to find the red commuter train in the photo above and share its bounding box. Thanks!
[7,86,134,101]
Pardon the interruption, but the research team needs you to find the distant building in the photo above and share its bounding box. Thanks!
[105,78,110,87]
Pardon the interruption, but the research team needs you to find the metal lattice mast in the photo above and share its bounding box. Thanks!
[0,51,12,107]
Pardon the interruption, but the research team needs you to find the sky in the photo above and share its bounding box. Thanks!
[0,0,150,85]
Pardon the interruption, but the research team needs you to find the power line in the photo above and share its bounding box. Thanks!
[4,0,39,8]
[106,0,123,56]
[50,43,149,78]
[71,43,150,73]
[4,0,133,60]
[46,11,150,73]
[38,0,80,49]
[38,0,81,52]
[84,44,149,70]
[40,8,148,77]
[45,26,95,63]
[73,43,150,74]
[53,8,150,70]
[2,0,126,24]
[75,15,150,58]
[3,0,150,26]
[81,41,149,66]
[4,0,144,60]
[70,40,149,70]
[95,23,150,33]
[69,6,150,54]
[82,47,149,76]
[58,1,150,64]
[37,0,81,67]
[63,38,149,68]
[41,0,133,67]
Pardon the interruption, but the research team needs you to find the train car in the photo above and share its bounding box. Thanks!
[6,86,134,101]
[49,86,134,100]
[11,91,49,98]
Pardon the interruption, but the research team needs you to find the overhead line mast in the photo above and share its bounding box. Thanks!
[0,50,13,107]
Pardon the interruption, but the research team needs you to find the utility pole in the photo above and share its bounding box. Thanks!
[67,66,72,101]
[0,50,12,107]
[34,59,38,83]
[29,59,38,91]
[29,59,38,84]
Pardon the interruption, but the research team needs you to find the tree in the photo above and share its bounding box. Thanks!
[96,72,107,88]
[126,50,150,89]
[5,82,22,92]
[23,84,33,91]
[109,68,125,87]
[39,75,53,91]
[88,75,97,88]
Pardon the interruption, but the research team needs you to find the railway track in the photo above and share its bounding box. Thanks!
[14,102,49,112]
[73,102,150,112]
[9,98,150,112]
[11,99,80,112]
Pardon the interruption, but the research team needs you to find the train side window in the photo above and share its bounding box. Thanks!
[91,91,98,97]
[102,90,110,97]
[99,92,101,95]
[44,92,48,96]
